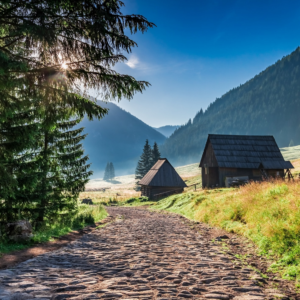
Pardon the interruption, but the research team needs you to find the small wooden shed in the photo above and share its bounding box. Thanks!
[199,134,294,188]
[138,158,187,199]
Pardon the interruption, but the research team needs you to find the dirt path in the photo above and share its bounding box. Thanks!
[0,207,292,300]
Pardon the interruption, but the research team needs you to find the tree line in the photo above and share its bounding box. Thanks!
[0,0,154,228]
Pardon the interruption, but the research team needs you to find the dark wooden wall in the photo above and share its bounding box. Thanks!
[218,168,285,187]
[201,141,218,167]
[218,168,260,187]
[266,169,284,178]
[201,141,220,188]
[202,167,219,188]
[201,168,285,188]
[141,186,184,199]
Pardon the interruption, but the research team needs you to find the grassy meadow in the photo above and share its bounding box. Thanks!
[82,144,300,203]
[0,204,107,256]
[81,162,201,203]
[150,178,300,281]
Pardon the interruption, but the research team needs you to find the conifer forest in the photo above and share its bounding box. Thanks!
[0,0,154,228]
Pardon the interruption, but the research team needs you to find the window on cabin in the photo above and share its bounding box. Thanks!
[253,169,261,177]
[203,164,209,175]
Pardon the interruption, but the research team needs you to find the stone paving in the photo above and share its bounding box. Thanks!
[0,207,287,300]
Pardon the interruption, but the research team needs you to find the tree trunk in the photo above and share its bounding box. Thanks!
[37,131,49,226]
[6,166,14,222]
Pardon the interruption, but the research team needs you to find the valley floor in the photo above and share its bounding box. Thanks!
[0,207,296,300]
[82,156,300,204]
[82,163,201,203]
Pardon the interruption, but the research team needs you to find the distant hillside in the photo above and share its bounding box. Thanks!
[155,125,180,137]
[80,101,166,178]
[161,47,300,165]
[280,144,300,161]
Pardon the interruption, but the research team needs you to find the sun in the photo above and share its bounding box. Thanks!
[61,62,68,69]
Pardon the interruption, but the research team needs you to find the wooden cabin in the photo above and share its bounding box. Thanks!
[138,158,187,199]
[199,134,294,188]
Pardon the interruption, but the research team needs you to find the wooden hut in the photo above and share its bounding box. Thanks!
[199,134,294,188]
[138,158,187,199]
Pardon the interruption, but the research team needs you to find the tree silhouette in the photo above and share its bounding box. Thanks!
[151,142,161,165]
[103,163,110,181]
[135,140,153,181]
[109,162,115,180]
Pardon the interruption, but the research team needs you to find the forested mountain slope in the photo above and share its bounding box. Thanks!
[161,47,300,165]
[80,101,166,178]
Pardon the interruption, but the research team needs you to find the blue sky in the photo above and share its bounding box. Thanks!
[92,0,300,127]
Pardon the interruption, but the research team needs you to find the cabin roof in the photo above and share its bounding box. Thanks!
[199,134,294,169]
[138,158,187,187]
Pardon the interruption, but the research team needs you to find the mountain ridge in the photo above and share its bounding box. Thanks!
[161,47,300,165]
[80,101,166,178]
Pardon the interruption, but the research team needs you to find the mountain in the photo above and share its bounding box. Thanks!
[161,47,300,166]
[80,101,166,178]
[155,125,180,137]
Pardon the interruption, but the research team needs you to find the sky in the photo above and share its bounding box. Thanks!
[91,0,300,128]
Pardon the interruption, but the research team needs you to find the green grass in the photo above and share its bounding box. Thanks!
[118,196,156,207]
[153,192,203,219]
[147,180,300,284]
[175,163,201,177]
[0,204,107,256]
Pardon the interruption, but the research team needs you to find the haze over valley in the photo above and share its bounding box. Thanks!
[80,101,166,178]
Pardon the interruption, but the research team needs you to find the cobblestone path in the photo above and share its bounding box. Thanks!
[0,208,284,300]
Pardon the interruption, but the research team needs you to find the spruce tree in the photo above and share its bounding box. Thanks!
[151,142,161,166]
[193,108,204,123]
[35,111,92,225]
[10,100,102,225]
[103,163,110,181]
[0,0,154,102]
[109,163,115,180]
[0,0,154,224]
[135,140,153,181]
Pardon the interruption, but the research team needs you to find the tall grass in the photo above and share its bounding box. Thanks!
[0,204,107,255]
[152,180,300,281]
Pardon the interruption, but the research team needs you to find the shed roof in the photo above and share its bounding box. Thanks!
[199,134,294,169]
[138,159,187,187]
